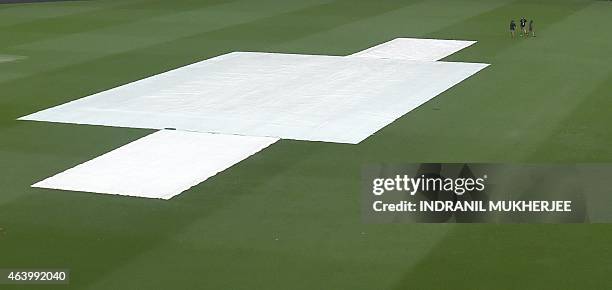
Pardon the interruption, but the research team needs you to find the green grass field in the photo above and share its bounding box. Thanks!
[1,0,611,289]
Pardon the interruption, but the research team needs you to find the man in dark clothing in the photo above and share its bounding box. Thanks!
[520,17,527,37]
[510,19,517,38]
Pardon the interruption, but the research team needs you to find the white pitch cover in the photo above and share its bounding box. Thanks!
[20,51,487,144]
[32,130,279,199]
[349,38,477,61]
[25,38,488,199]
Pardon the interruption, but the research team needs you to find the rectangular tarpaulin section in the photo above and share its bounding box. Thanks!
[20,51,488,144]
[349,38,476,61]
[32,130,279,199]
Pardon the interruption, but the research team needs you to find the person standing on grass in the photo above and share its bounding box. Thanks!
[529,19,535,37]
[510,19,517,38]
[520,17,527,37]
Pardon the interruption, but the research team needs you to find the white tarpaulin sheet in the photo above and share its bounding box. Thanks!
[20,51,488,144]
[32,130,278,199]
[25,38,488,199]
[349,38,476,61]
